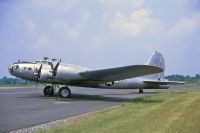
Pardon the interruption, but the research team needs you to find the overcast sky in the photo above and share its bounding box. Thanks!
[0,0,200,77]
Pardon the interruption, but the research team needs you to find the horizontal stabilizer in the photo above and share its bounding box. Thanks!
[144,80,185,85]
[80,65,163,82]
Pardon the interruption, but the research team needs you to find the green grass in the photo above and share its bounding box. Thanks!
[39,89,200,133]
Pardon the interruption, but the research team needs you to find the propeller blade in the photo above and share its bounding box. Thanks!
[37,64,43,79]
[53,62,59,77]
[35,64,42,89]
[50,61,60,84]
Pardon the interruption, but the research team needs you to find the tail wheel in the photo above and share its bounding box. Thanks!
[58,87,71,98]
[43,86,54,96]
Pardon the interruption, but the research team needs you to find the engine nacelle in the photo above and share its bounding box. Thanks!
[38,64,53,83]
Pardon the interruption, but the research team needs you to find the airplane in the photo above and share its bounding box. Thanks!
[8,51,183,98]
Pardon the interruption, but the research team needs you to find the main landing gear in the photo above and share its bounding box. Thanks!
[58,87,71,98]
[43,86,54,96]
[43,85,71,98]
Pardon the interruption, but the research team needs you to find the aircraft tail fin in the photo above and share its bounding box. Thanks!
[144,51,165,80]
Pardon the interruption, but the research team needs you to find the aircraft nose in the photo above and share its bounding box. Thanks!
[8,65,14,74]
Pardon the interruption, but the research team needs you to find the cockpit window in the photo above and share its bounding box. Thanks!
[15,65,19,69]
[28,67,32,71]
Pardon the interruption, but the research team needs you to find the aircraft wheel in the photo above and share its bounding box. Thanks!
[139,89,144,93]
[48,87,54,96]
[43,86,50,96]
[43,86,54,96]
[58,87,71,98]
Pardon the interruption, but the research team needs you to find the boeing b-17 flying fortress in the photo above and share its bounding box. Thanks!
[1,0,199,132]
[8,51,183,98]
[0,52,193,133]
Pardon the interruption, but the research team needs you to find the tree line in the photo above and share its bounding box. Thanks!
[0,76,34,85]
[165,74,200,82]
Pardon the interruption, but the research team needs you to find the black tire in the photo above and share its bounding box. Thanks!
[43,86,50,96]
[48,87,54,96]
[58,87,71,98]
[139,89,144,93]
[43,86,54,96]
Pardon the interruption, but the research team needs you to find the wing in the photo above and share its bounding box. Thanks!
[79,65,163,82]
[144,80,185,85]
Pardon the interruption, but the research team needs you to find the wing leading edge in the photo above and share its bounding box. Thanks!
[79,65,163,82]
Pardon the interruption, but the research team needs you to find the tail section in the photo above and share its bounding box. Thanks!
[145,51,165,80]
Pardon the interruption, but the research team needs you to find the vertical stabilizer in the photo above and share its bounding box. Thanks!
[145,51,165,80]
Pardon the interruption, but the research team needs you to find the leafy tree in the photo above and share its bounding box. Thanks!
[165,74,200,82]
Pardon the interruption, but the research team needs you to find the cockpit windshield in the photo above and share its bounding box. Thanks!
[15,65,19,70]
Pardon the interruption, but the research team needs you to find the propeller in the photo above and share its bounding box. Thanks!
[35,64,43,88]
[51,58,61,83]
[53,62,60,77]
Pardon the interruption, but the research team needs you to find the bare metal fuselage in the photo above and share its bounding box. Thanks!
[8,62,168,89]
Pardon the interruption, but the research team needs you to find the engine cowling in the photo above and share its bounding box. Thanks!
[38,64,53,83]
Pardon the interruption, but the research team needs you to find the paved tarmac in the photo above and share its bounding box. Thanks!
[0,85,199,133]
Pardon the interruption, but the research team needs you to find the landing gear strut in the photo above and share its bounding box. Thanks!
[139,88,144,94]
[43,86,54,96]
[58,87,71,98]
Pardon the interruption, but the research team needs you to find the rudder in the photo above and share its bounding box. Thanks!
[145,51,165,80]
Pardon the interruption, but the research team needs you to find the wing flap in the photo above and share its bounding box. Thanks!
[79,65,163,81]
